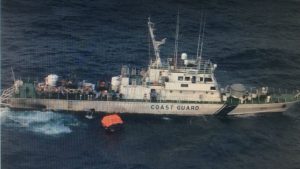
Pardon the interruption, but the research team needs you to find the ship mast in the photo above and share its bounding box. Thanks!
[197,12,206,70]
[199,14,206,61]
[148,18,166,68]
[174,11,180,68]
[196,13,203,59]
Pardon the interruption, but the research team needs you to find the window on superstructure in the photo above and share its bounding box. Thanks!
[192,76,196,83]
[204,78,212,82]
[210,86,216,90]
[181,84,188,87]
[185,77,190,81]
[200,77,203,82]
[178,76,183,81]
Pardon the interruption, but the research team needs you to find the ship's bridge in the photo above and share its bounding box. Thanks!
[117,19,222,102]
[149,56,217,74]
[148,57,217,83]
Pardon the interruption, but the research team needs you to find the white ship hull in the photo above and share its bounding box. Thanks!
[8,98,298,116]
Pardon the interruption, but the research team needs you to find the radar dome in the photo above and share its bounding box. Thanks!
[230,84,246,98]
[181,53,187,60]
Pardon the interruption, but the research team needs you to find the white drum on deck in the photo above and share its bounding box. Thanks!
[45,74,58,87]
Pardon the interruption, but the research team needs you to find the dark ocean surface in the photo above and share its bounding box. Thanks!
[1,0,300,168]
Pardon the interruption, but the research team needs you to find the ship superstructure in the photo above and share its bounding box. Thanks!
[113,18,221,103]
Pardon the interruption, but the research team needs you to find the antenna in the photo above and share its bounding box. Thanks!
[196,12,204,59]
[11,67,16,82]
[199,13,206,61]
[174,10,180,68]
[148,19,151,65]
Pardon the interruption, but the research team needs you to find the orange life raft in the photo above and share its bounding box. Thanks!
[101,114,123,132]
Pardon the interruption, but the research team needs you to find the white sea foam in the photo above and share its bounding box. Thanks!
[0,107,10,122]
[32,123,72,135]
[2,109,78,135]
[232,113,258,118]
[8,111,54,125]
[162,117,171,121]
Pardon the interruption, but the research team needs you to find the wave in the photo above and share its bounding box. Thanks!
[0,107,11,122]
[31,123,72,135]
[1,108,79,135]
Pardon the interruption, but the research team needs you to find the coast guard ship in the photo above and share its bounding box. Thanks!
[1,18,299,116]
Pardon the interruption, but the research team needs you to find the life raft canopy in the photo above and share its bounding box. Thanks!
[101,114,123,128]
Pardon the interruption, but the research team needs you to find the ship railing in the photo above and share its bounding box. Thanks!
[13,87,300,105]
[171,68,213,74]
[29,91,223,104]
[31,92,97,101]
[118,98,223,104]
[15,92,225,104]
[239,89,300,104]
[150,59,214,74]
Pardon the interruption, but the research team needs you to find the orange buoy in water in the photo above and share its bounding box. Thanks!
[101,114,124,132]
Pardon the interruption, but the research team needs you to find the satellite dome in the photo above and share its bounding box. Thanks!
[230,84,246,98]
[181,53,187,60]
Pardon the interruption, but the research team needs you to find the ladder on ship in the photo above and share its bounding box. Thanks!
[0,86,14,106]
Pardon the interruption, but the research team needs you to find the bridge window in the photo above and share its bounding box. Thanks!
[181,84,188,87]
[185,77,190,81]
[210,86,216,90]
[178,76,183,81]
[204,78,212,82]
